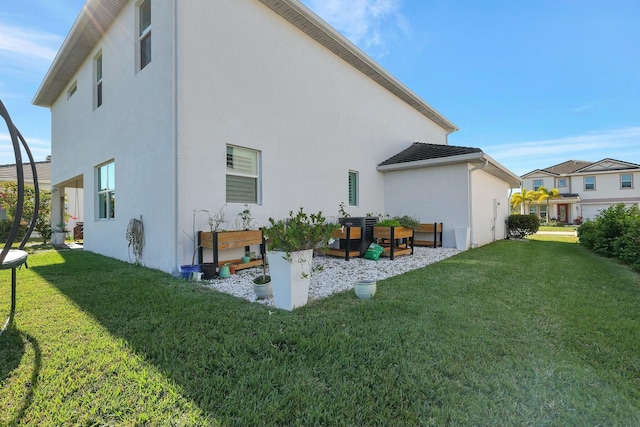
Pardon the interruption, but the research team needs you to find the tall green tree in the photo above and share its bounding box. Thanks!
[536,186,560,221]
[510,187,538,214]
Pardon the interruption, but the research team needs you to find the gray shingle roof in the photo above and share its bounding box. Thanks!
[378,142,482,166]
[0,161,51,185]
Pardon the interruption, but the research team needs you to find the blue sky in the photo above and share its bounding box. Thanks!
[1,0,639,176]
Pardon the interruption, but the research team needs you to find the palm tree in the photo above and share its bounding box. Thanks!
[536,186,560,222]
[510,187,538,214]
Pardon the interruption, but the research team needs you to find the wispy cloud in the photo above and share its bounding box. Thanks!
[0,22,61,62]
[486,127,640,175]
[0,131,50,164]
[305,0,408,57]
[572,102,599,113]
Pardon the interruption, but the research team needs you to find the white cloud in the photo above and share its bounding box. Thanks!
[305,0,408,57]
[0,21,62,63]
[486,127,640,175]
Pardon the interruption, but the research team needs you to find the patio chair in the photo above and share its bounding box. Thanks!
[0,99,39,335]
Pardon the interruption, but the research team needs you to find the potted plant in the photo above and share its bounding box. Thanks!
[263,208,338,310]
[252,261,272,299]
[201,207,226,279]
[51,222,67,245]
[181,209,208,279]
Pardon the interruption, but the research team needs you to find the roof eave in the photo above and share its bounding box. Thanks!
[33,0,128,107]
[377,152,485,171]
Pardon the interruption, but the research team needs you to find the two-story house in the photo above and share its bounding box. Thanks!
[521,159,640,223]
[33,0,519,275]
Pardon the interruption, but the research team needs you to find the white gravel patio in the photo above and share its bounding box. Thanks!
[199,246,461,307]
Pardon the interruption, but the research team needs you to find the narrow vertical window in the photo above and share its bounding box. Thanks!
[67,81,77,99]
[621,174,633,189]
[97,161,115,219]
[348,171,358,206]
[95,52,103,108]
[139,0,151,70]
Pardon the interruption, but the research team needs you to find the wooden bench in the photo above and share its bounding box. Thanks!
[373,226,414,260]
[324,226,361,261]
[198,229,265,274]
[414,223,443,248]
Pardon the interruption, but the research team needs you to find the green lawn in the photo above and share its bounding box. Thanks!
[1,240,639,426]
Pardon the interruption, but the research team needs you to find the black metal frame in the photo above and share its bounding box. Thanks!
[0,98,39,335]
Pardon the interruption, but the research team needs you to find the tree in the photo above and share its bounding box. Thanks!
[0,181,52,244]
[510,187,538,214]
[536,186,560,222]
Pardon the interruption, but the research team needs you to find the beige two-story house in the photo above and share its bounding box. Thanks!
[522,159,640,223]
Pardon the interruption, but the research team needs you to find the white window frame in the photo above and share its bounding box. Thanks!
[557,178,567,188]
[621,174,633,189]
[584,176,596,191]
[533,179,543,191]
[226,145,260,204]
[94,51,103,109]
[97,161,115,219]
[348,171,358,206]
[137,0,151,71]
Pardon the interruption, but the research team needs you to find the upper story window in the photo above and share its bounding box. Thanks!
[621,174,633,189]
[94,52,103,109]
[138,0,151,70]
[348,171,358,206]
[557,178,567,188]
[226,145,259,204]
[532,179,543,191]
[97,161,115,219]
[584,176,596,191]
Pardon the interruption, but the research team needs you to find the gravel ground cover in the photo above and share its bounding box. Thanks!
[201,246,461,307]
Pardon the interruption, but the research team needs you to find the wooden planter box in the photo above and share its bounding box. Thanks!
[373,226,414,259]
[198,229,265,275]
[325,226,362,261]
[414,222,443,248]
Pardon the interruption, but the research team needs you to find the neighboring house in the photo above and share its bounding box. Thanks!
[0,159,84,231]
[33,0,519,275]
[521,159,640,223]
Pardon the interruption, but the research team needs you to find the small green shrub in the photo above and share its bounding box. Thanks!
[508,214,540,238]
[376,215,420,229]
[0,218,27,242]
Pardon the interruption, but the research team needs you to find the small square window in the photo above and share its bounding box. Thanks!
[226,145,259,204]
[557,178,567,188]
[67,81,77,99]
[584,176,596,191]
[533,179,543,191]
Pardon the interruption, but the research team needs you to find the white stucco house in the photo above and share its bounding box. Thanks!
[522,159,640,223]
[33,0,520,275]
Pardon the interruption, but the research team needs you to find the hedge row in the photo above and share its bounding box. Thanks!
[578,203,640,272]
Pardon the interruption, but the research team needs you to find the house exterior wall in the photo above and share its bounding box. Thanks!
[470,167,511,247]
[49,0,178,272]
[175,0,450,266]
[381,163,470,248]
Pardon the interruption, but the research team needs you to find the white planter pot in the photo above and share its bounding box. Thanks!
[354,280,377,299]
[51,232,66,245]
[268,249,313,311]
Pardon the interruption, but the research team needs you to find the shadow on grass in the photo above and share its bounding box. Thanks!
[28,250,301,422]
[0,324,42,426]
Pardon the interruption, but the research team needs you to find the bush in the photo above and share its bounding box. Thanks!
[0,219,27,242]
[578,203,640,268]
[508,214,540,238]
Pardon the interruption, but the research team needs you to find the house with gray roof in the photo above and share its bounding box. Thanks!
[522,159,640,222]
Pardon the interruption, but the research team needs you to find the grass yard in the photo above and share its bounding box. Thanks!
[1,240,639,426]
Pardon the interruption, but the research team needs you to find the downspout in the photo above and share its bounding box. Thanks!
[468,159,489,248]
[172,0,179,275]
